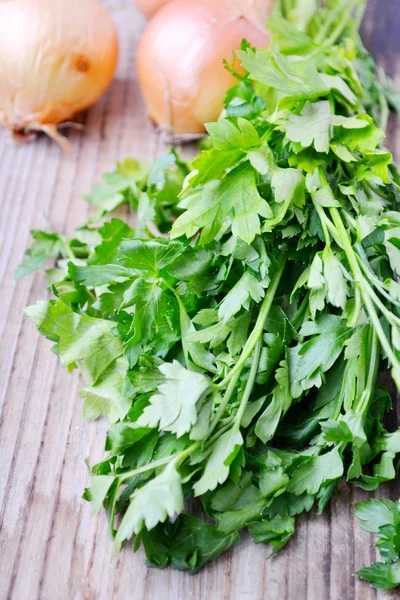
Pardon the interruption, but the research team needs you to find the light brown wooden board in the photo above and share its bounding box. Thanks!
[0,1,399,599]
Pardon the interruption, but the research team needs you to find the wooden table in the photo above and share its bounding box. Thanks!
[1,1,399,599]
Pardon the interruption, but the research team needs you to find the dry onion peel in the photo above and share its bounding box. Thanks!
[0,0,118,149]
[137,0,272,135]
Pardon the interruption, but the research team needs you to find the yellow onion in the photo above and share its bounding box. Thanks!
[135,0,173,19]
[0,0,118,148]
[137,0,272,135]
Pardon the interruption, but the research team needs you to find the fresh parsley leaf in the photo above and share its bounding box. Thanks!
[194,429,243,496]
[287,448,344,495]
[119,239,184,272]
[171,162,272,244]
[88,218,134,266]
[89,475,116,516]
[25,300,124,385]
[219,271,265,323]
[137,361,210,437]
[141,514,239,573]
[113,463,184,552]
[215,484,267,533]
[239,47,329,100]
[356,561,400,590]
[81,357,133,423]
[206,117,259,150]
[355,498,400,534]
[15,230,65,279]
[249,514,295,554]
[355,498,400,590]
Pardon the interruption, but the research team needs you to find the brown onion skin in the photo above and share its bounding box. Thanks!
[0,0,118,131]
[135,0,173,19]
[137,0,271,134]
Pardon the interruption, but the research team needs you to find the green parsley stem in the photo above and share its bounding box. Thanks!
[315,204,363,325]
[359,290,400,373]
[118,415,240,482]
[233,338,262,429]
[364,181,389,200]
[351,285,363,327]
[210,291,307,434]
[329,208,367,278]
[343,212,357,232]
[314,5,343,45]
[363,281,400,329]
[313,201,331,250]
[330,207,400,376]
[342,243,400,327]
[292,292,311,329]
[161,276,190,368]
[173,441,202,467]
[118,454,181,482]
[323,217,342,244]
[355,253,400,310]
[205,418,235,450]
[143,225,156,239]
[355,330,379,415]
[368,330,380,394]
[183,419,238,473]
[378,91,390,132]
[215,245,288,392]
[308,0,360,58]
[324,2,361,44]
[119,440,202,483]
[332,392,344,421]
[62,236,76,261]
[209,371,241,435]
[128,420,237,481]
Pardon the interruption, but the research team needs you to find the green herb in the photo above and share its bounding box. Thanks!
[355,499,400,589]
[18,0,400,583]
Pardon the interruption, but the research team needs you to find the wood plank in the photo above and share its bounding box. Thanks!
[0,1,399,599]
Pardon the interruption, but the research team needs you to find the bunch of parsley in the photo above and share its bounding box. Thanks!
[20,0,400,582]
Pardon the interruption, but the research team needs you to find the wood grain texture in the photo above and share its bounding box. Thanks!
[0,1,399,599]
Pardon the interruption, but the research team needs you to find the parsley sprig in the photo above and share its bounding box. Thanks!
[20,0,400,581]
[356,499,400,589]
